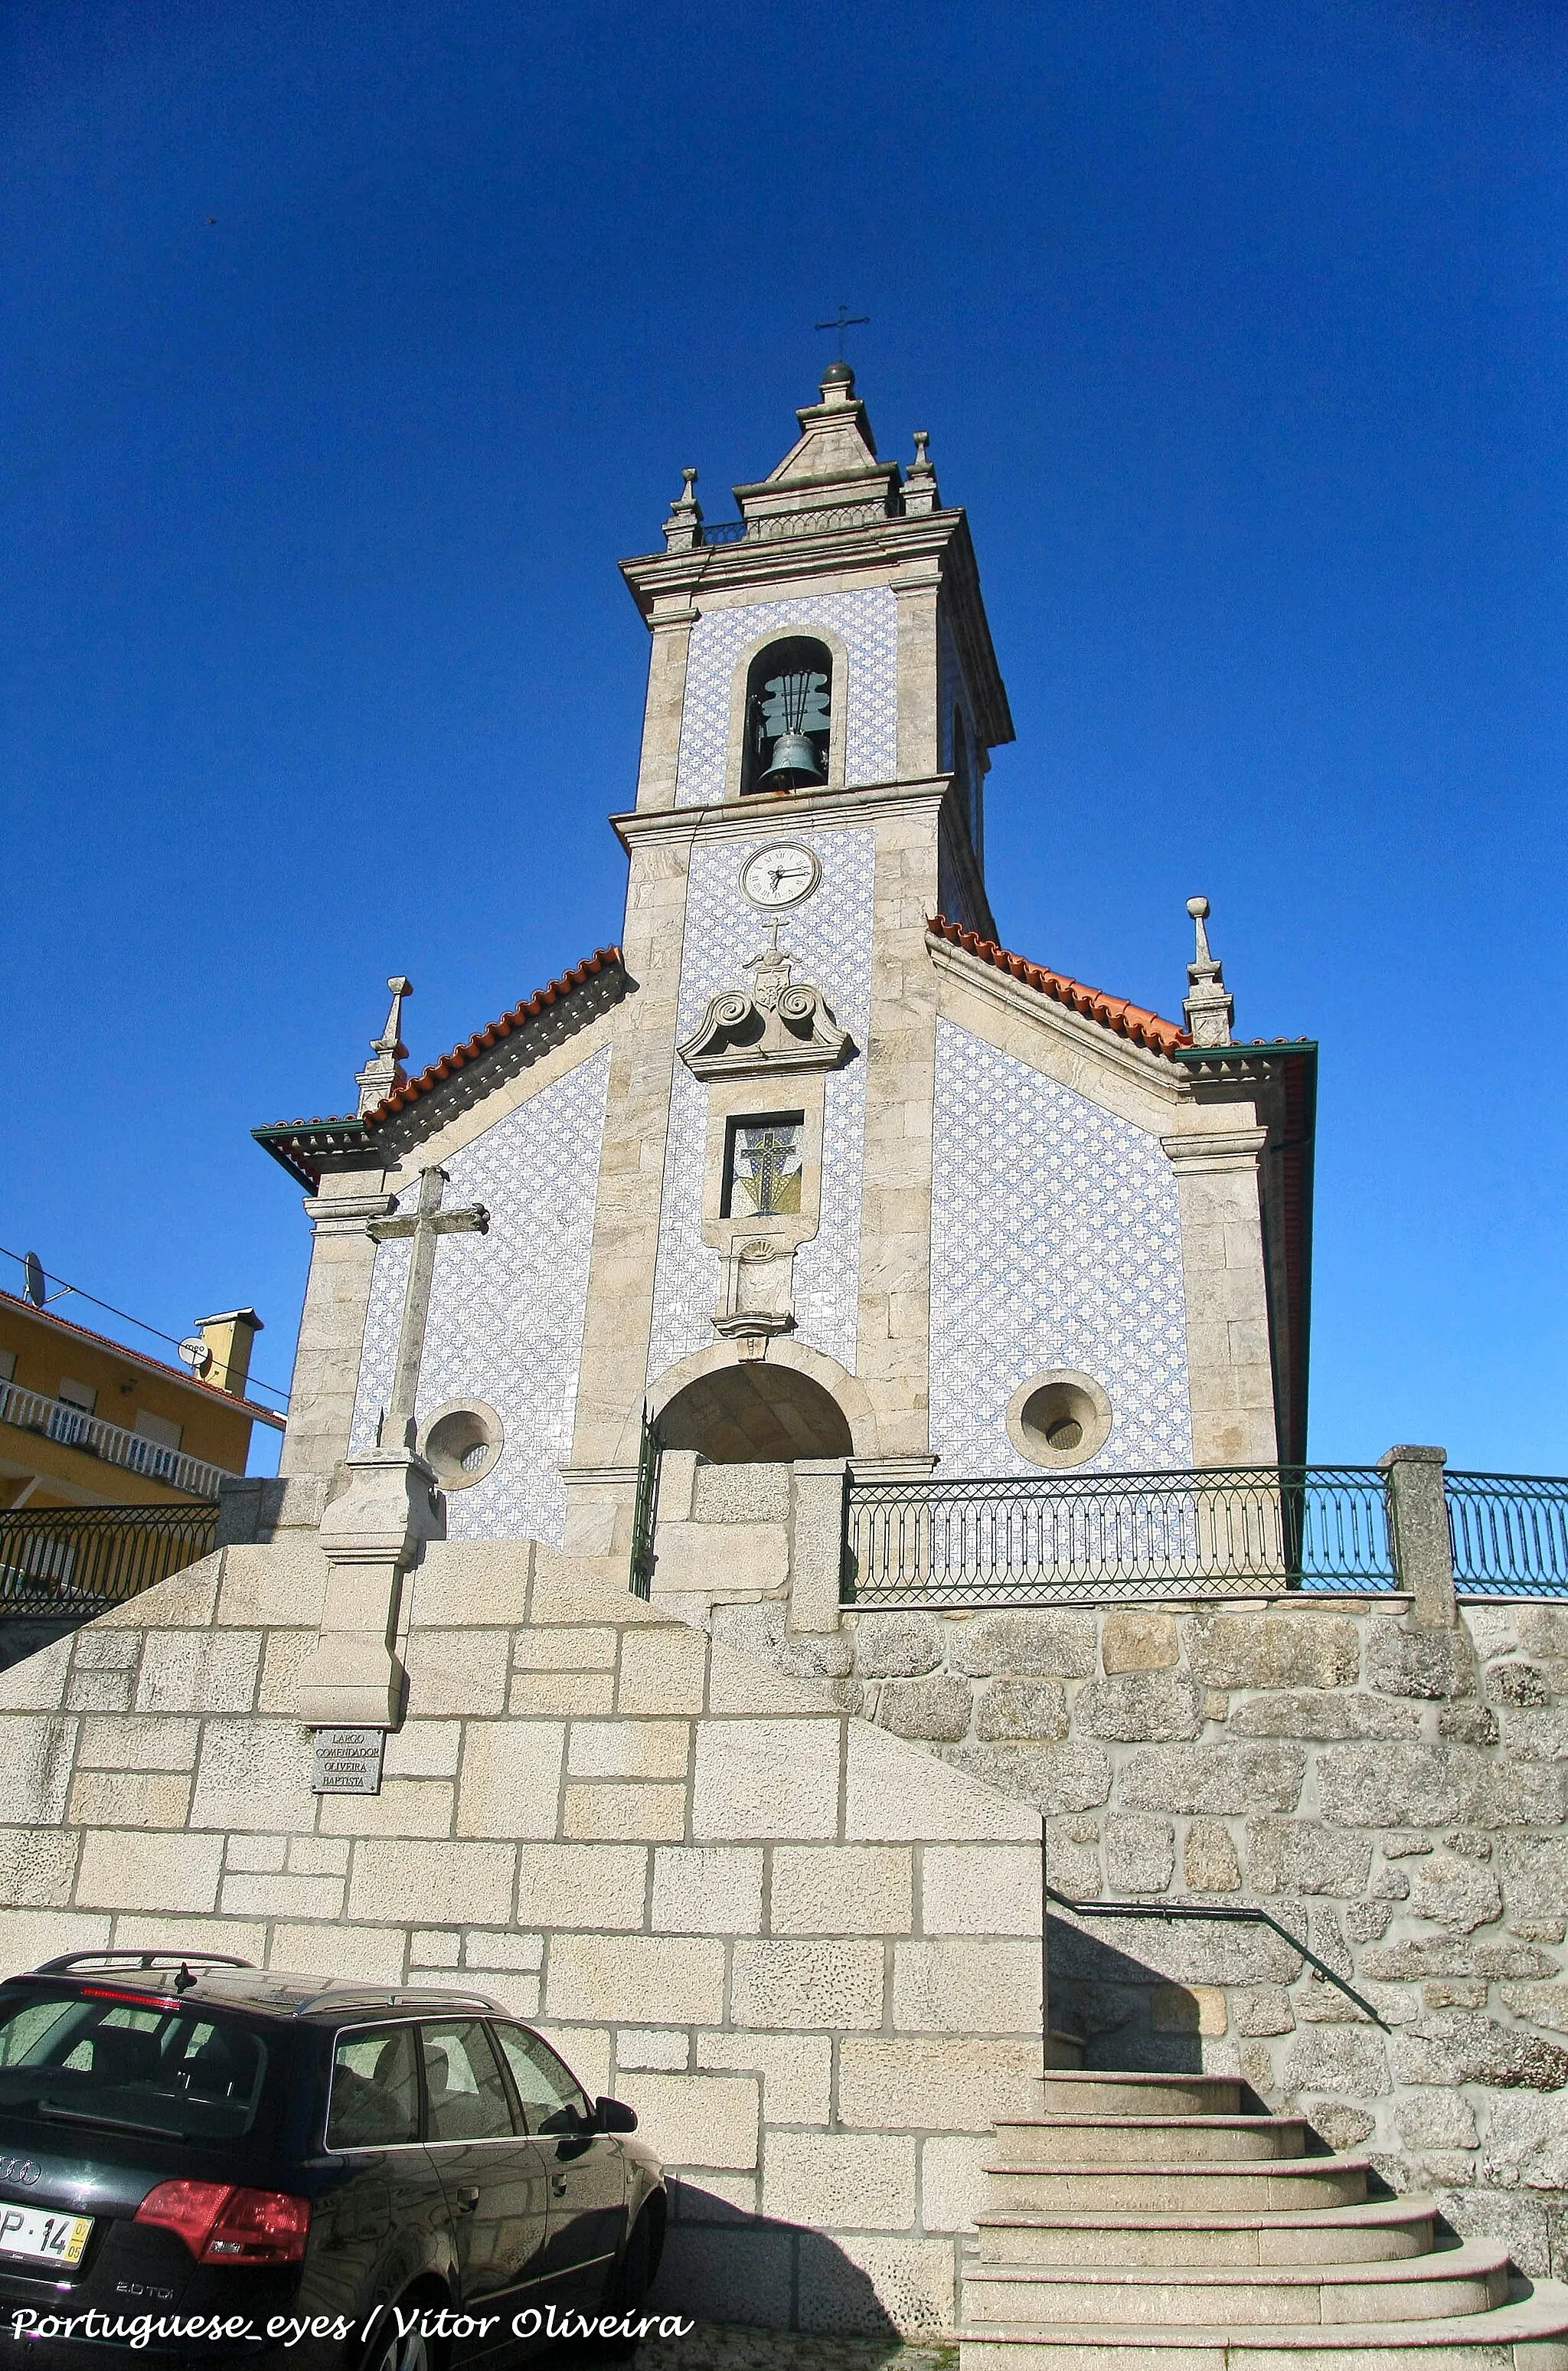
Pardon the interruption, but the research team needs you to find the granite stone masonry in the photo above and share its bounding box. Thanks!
[0,1539,1047,2337]
[715,1591,1568,2282]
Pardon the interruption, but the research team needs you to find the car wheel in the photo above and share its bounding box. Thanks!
[361,2303,440,2371]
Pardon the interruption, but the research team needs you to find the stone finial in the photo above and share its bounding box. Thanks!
[1181,897,1234,1048]
[355,974,413,1117]
[663,465,704,553]
[903,430,940,516]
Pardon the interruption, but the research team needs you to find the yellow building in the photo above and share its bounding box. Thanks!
[0,1296,284,1508]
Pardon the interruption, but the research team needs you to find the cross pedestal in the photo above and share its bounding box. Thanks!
[293,1166,488,1728]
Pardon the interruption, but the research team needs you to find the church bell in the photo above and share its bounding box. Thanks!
[757,730,825,791]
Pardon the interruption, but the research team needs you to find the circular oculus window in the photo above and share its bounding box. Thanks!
[1005,1371,1113,1470]
[420,1399,505,1490]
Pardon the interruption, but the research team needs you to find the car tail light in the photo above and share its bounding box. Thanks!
[135,2180,232,2255]
[135,2182,310,2264]
[201,2188,310,2263]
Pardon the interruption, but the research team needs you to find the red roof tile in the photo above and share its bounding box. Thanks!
[368,949,625,1121]
[929,917,1191,1057]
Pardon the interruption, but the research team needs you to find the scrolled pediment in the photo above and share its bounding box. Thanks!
[678,946,852,1081]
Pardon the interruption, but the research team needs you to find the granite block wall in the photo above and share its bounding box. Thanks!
[718,1590,1568,2280]
[0,1543,1044,2339]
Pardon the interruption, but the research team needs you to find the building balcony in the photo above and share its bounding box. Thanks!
[0,1377,232,1503]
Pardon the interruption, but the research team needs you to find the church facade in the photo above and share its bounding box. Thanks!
[6,371,1568,2350]
[256,361,1315,1556]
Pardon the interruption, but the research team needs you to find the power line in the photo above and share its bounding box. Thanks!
[0,1245,290,1408]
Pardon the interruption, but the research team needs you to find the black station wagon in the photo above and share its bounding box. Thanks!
[0,1954,666,2371]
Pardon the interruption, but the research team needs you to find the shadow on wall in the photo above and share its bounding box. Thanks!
[1048,1912,1211,2076]
[648,2182,902,2337]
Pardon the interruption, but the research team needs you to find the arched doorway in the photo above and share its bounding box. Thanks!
[658,1362,852,1463]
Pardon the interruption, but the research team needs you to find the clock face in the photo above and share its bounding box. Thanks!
[740,842,822,911]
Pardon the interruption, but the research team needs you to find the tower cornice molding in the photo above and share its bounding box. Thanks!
[611,777,956,853]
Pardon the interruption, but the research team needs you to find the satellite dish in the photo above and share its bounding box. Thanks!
[178,1336,213,1378]
[22,1252,45,1309]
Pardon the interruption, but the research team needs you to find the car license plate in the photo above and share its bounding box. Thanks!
[0,2203,93,2267]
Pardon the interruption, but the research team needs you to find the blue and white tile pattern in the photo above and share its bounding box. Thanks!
[349,1047,612,1544]
[930,1021,1193,1477]
[646,828,875,1383]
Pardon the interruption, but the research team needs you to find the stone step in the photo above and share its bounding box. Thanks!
[956,2278,1568,2369]
[976,2196,1436,2269]
[995,2114,1310,2166]
[983,2157,1371,2216]
[964,2240,1511,2329]
[1037,2072,1245,2118]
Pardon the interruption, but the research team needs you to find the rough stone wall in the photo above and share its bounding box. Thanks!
[717,1591,1568,2278]
[0,1542,1045,2339]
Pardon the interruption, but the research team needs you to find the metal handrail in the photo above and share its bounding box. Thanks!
[629,1403,662,1601]
[844,1464,1393,1606]
[1447,1470,1568,1595]
[1044,1887,1389,2031]
[0,1502,219,1616]
[0,1376,231,1500]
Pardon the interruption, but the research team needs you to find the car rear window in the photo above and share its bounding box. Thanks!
[0,1987,271,2142]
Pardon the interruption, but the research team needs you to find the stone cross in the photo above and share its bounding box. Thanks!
[367,1165,488,1432]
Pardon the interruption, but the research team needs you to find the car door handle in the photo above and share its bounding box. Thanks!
[456,2186,481,2216]
[551,2174,568,2196]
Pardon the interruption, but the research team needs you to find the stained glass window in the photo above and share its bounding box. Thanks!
[724,1115,805,1218]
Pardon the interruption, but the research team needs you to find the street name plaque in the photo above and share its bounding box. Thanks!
[311,1727,386,1795]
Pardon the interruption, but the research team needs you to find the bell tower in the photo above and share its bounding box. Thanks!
[557,367,1018,1503]
[618,360,1014,930]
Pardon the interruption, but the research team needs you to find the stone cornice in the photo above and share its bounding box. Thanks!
[612,777,956,852]
[1160,1127,1271,1176]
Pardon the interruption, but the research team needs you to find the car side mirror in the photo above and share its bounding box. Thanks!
[595,2095,638,2134]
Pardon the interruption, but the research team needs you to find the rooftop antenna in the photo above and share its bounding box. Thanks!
[18,1251,71,1310]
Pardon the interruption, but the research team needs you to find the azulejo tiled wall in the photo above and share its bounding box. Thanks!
[647,829,875,1385]
[674,591,898,808]
[929,1022,1193,1476]
[350,1048,612,1544]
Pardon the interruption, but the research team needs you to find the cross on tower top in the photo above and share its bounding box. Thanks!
[813,303,869,362]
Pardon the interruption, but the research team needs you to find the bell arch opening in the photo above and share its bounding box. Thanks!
[741,636,832,796]
[657,1362,852,1463]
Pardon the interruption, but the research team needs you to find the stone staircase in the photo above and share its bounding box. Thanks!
[959,2062,1568,2369]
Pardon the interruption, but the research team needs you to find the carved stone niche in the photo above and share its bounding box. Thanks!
[681,939,854,1345]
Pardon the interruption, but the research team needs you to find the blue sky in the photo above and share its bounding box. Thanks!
[2,0,1563,1474]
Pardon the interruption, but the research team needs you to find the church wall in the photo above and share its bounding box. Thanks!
[648,829,875,1386]
[350,1048,612,1546]
[929,1017,1194,1478]
[0,1545,1046,2339]
[722,1591,1568,2283]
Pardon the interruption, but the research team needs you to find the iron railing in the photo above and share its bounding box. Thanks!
[1044,1889,1389,2030]
[0,1377,230,1500]
[0,1503,220,1617]
[1447,1471,1568,1597]
[629,1404,664,1601]
[844,1465,1393,1607]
